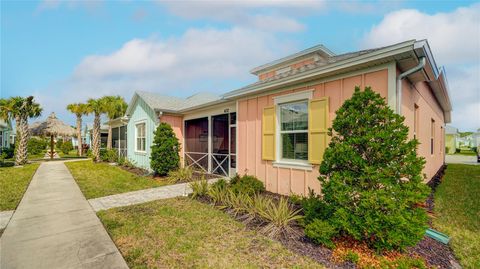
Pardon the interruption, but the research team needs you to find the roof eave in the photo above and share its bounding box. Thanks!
[177,98,231,113]
[250,44,336,75]
[413,40,452,123]
[224,40,417,99]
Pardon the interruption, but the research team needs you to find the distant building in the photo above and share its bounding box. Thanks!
[445,125,459,154]
[84,123,109,149]
[0,119,13,149]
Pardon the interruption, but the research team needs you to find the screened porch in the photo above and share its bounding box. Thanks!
[184,112,236,177]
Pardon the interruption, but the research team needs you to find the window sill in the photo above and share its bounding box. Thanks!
[134,151,147,155]
[272,161,313,171]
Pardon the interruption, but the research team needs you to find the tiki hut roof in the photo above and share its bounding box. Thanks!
[29,112,76,137]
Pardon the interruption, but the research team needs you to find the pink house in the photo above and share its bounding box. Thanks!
[127,39,451,196]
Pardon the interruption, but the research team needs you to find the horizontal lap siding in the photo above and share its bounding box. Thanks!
[127,98,158,170]
[237,70,389,196]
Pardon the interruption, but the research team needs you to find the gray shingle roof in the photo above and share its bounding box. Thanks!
[135,91,221,112]
[225,47,385,98]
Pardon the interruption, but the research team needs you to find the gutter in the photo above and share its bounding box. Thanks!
[396,56,426,114]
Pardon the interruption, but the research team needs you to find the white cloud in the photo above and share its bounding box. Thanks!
[362,4,480,65]
[160,0,325,32]
[362,4,480,131]
[40,27,297,124]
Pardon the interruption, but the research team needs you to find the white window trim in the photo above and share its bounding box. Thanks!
[135,120,147,154]
[274,90,313,167]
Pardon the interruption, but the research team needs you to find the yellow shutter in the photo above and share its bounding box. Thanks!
[262,106,276,161]
[308,98,329,164]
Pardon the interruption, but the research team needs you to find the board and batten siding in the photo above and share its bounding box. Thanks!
[237,69,389,196]
[127,97,159,170]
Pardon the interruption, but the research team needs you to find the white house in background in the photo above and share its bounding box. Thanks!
[445,125,459,154]
[83,123,109,149]
[472,129,480,148]
[457,132,478,148]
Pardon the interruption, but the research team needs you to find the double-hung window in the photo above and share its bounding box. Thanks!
[279,101,308,162]
[136,122,146,152]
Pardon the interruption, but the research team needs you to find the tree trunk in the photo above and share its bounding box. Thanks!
[76,116,83,156]
[92,113,101,162]
[15,116,29,165]
[50,135,54,159]
[14,116,23,166]
[107,125,112,150]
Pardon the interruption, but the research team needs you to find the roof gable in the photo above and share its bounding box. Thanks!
[126,91,221,115]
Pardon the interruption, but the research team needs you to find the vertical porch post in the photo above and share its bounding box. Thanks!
[208,116,212,173]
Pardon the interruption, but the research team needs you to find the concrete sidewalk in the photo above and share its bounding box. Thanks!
[0,161,128,269]
[88,177,222,212]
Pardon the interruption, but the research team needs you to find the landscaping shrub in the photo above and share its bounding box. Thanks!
[318,87,429,251]
[230,175,265,195]
[86,149,93,158]
[150,123,180,176]
[225,190,253,217]
[204,183,302,238]
[208,184,229,206]
[60,141,74,155]
[189,178,209,198]
[304,219,337,248]
[257,197,303,238]
[299,189,334,226]
[100,149,118,162]
[455,148,461,153]
[344,250,359,264]
[55,138,63,149]
[445,147,450,154]
[28,137,47,155]
[0,147,14,159]
[117,155,126,166]
[211,178,228,191]
[167,167,193,183]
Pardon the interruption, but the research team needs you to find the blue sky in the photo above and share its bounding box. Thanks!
[1,0,479,131]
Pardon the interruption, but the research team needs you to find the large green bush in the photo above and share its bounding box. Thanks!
[304,219,336,248]
[150,123,180,176]
[299,189,333,226]
[230,174,265,195]
[60,140,74,154]
[318,87,429,251]
[28,137,48,155]
[100,149,118,162]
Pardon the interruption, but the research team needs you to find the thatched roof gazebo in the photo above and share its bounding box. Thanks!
[30,112,76,159]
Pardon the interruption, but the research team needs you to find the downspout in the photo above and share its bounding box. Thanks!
[396,56,426,114]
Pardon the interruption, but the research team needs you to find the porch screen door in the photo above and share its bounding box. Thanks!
[212,114,229,176]
[185,117,209,172]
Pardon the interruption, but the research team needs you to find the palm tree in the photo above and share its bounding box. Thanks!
[86,98,107,162]
[0,96,42,165]
[66,103,89,156]
[102,96,127,150]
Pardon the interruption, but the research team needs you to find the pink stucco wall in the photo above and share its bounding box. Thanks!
[401,79,445,181]
[160,114,185,164]
[237,69,389,196]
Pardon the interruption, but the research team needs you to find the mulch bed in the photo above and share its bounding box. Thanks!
[194,167,461,269]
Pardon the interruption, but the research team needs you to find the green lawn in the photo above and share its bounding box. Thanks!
[434,164,480,269]
[0,163,40,211]
[65,160,168,199]
[98,198,322,268]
